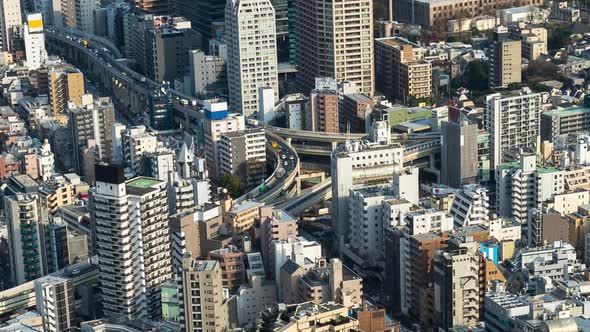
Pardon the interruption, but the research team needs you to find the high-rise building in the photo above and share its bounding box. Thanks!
[61,0,99,32]
[179,257,229,332]
[90,165,172,319]
[0,0,22,51]
[122,125,159,177]
[144,18,202,83]
[295,0,374,95]
[23,13,47,70]
[496,153,564,228]
[434,245,480,330]
[208,246,246,293]
[331,140,404,240]
[225,0,279,116]
[340,93,374,133]
[202,100,245,179]
[34,276,74,332]
[441,117,479,188]
[49,67,85,116]
[375,37,431,103]
[68,95,115,179]
[173,0,225,45]
[5,193,45,285]
[148,89,174,130]
[36,139,54,182]
[307,89,339,133]
[485,87,541,170]
[489,26,522,88]
[189,50,227,97]
[218,128,267,187]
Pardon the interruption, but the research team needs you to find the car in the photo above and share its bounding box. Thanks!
[281,155,286,159]
[71,269,80,275]
[283,161,289,166]
[289,156,294,160]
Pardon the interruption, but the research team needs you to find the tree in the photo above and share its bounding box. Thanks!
[463,60,489,92]
[221,174,245,198]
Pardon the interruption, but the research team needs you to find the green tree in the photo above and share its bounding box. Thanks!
[221,174,245,198]
[463,60,489,92]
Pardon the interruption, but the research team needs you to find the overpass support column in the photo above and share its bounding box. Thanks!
[286,137,292,146]
[331,141,338,150]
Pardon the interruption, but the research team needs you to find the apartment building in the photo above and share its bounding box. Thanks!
[489,26,522,88]
[340,93,374,133]
[225,0,279,116]
[235,274,277,325]
[257,206,298,276]
[218,128,266,187]
[485,87,542,170]
[189,50,227,97]
[307,90,340,133]
[0,0,22,52]
[449,184,490,228]
[208,246,246,293]
[49,68,85,116]
[541,107,590,142]
[441,117,479,188]
[331,140,404,240]
[23,14,48,70]
[34,276,74,332]
[375,37,432,103]
[179,258,229,332]
[295,0,374,95]
[121,125,158,177]
[91,165,172,319]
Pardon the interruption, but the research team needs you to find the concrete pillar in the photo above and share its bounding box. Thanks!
[286,137,292,146]
[331,141,338,150]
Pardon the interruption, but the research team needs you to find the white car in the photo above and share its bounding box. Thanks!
[281,155,286,159]
[283,161,289,166]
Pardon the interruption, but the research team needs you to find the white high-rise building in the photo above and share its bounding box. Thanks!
[485,87,542,170]
[122,125,159,178]
[258,87,276,124]
[496,153,564,228]
[23,13,48,70]
[225,0,279,116]
[272,237,322,295]
[91,165,172,319]
[0,0,22,51]
[449,184,490,228]
[35,276,74,332]
[392,165,419,205]
[331,140,404,240]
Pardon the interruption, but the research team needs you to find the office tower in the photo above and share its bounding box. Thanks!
[148,89,174,130]
[307,89,339,133]
[449,184,490,228]
[434,246,480,330]
[375,37,431,103]
[485,87,541,170]
[489,26,522,88]
[49,67,85,116]
[122,125,158,177]
[331,140,404,240]
[23,13,47,70]
[93,7,107,36]
[173,0,225,44]
[496,153,564,228]
[189,50,226,97]
[202,100,245,179]
[91,165,172,319]
[135,0,169,14]
[226,0,279,116]
[34,276,74,332]
[0,0,22,52]
[144,18,202,83]
[441,118,479,188]
[528,209,569,247]
[218,128,266,187]
[5,193,45,285]
[68,95,115,178]
[179,258,229,332]
[295,0,374,95]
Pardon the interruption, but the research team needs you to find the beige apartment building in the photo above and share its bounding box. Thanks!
[179,258,229,332]
[295,0,374,95]
[208,246,246,292]
[271,302,360,331]
[375,37,432,103]
[49,67,84,116]
[489,26,522,88]
[224,199,263,234]
[394,0,543,27]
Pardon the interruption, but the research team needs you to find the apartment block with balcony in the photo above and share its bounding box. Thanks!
[218,128,266,187]
[208,246,246,293]
[375,37,432,103]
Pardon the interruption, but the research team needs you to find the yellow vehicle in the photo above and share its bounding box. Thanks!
[271,141,279,148]
[82,39,89,47]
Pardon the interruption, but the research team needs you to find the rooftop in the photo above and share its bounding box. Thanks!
[126,177,162,196]
[543,107,590,118]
